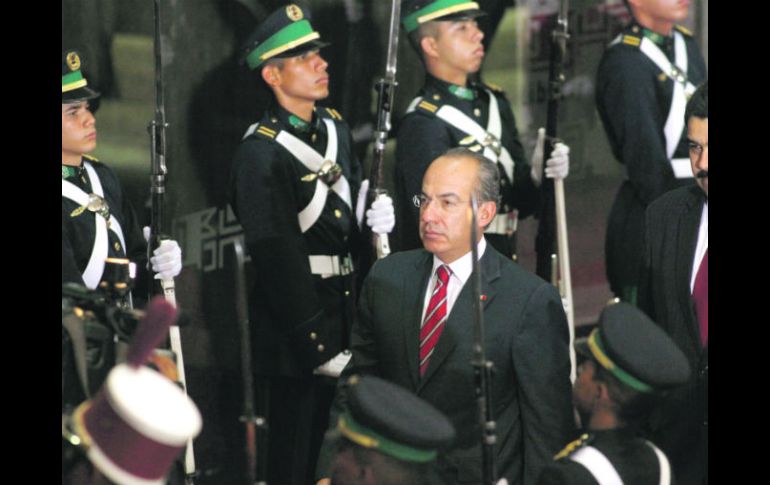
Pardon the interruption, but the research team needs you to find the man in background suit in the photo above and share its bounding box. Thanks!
[638,80,708,485]
[317,148,576,485]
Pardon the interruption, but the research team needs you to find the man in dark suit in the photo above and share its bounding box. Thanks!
[317,148,576,485]
[638,81,708,485]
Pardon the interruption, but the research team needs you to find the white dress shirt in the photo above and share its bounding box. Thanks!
[690,201,708,293]
[421,237,488,325]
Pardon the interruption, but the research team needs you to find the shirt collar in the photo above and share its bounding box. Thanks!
[271,102,321,136]
[426,74,478,102]
[431,237,487,286]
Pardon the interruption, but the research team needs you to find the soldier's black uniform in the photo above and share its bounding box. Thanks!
[596,22,706,301]
[537,430,675,485]
[395,74,539,257]
[229,102,363,484]
[62,155,147,290]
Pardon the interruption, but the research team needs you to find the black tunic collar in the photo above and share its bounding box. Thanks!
[424,74,481,102]
[270,102,322,140]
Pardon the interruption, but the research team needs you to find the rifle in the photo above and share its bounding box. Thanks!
[233,240,269,485]
[533,0,576,382]
[364,0,402,260]
[470,197,497,485]
[147,0,198,481]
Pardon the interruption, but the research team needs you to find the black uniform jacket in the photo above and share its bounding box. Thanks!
[317,245,576,484]
[596,22,706,293]
[61,156,147,290]
[229,104,363,377]
[394,75,539,254]
[536,428,674,485]
[638,185,707,485]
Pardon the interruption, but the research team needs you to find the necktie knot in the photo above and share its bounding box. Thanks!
[437,264,450,285]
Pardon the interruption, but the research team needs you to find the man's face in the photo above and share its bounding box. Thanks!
[629,0,690,24]
[426,19,485,76]
[573,359,599,419]
[419,156,493,263]
[331,448,368,485]
[687,116,708,197]
[265,49,329,103]
[62,101,97,163]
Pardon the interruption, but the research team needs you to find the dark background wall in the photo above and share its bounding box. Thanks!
[62,1,707,482]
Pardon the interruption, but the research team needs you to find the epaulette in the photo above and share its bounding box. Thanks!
[323,107,344,121]
[674,24,693,37]
[82,154,100,163]
[249,117,280,140]
[482,81,505,94]
[553,433,592,461]
[415,98,440,114]
[621,34,642,48]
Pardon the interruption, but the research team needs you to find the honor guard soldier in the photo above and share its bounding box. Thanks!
[596,0,706,303]
[229,4,395,484]
[328,375,455,485]
[62,49,183,307]
[395,0,570,259]
[536,302,691,485]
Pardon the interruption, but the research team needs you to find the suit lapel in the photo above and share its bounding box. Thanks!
[418,248,500,389]
[403,253,434,389]
[675,188,704,349]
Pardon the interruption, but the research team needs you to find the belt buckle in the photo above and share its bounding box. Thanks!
[483,133,502,157]
[340,255,353,276]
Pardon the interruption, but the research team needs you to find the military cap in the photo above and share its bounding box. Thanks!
[337,375,455,463]
[575,302,691,393]
[401,0,487,33]
[62,49,100,103]
[239,3,330,70]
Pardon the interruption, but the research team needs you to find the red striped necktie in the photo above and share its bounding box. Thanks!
[419,265,451,376]
[692,249,708,347]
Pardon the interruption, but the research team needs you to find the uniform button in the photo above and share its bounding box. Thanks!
[310,332,317,340]
[473,108,481,117]
[271,118,278,123]
[317,344,325,353]
[500,178,507,186]
[312,134,317,143]
[344,290,350,296]
[334,209,342,219]
[114,242,122,252]
[632,26,639,33]
[432,94,440,100]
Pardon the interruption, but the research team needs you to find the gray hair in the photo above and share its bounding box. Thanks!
[441,147,501,207]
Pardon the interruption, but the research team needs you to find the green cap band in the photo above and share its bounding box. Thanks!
[338,413,438,463]
[588,330,653,393]
[402,0,480,33]
[246,19,320,69]
[62,70,87,93]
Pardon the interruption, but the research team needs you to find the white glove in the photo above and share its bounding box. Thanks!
[366,193,395,235]
[530,127,570,186]
[313,350,352,377]
[355,179,369,229]
[143,226,183,280]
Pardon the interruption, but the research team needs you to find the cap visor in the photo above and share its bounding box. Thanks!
[62,85,101,103]
[273,38,331,59]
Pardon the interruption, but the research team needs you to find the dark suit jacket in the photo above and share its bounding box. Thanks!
[638,185,708,485]
[317,245,576,484]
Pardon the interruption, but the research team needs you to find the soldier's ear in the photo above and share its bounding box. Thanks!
[420,35,440,60]
[261,64,280,87]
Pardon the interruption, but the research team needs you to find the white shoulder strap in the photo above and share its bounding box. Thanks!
[569,445,624,485]
[639,32,696,169]
[645,441,671,485]
[62,162,127,289]
[273,119,351,233]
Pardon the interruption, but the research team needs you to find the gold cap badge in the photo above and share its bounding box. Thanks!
[66,52,81,72]
[286,4,303,21]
